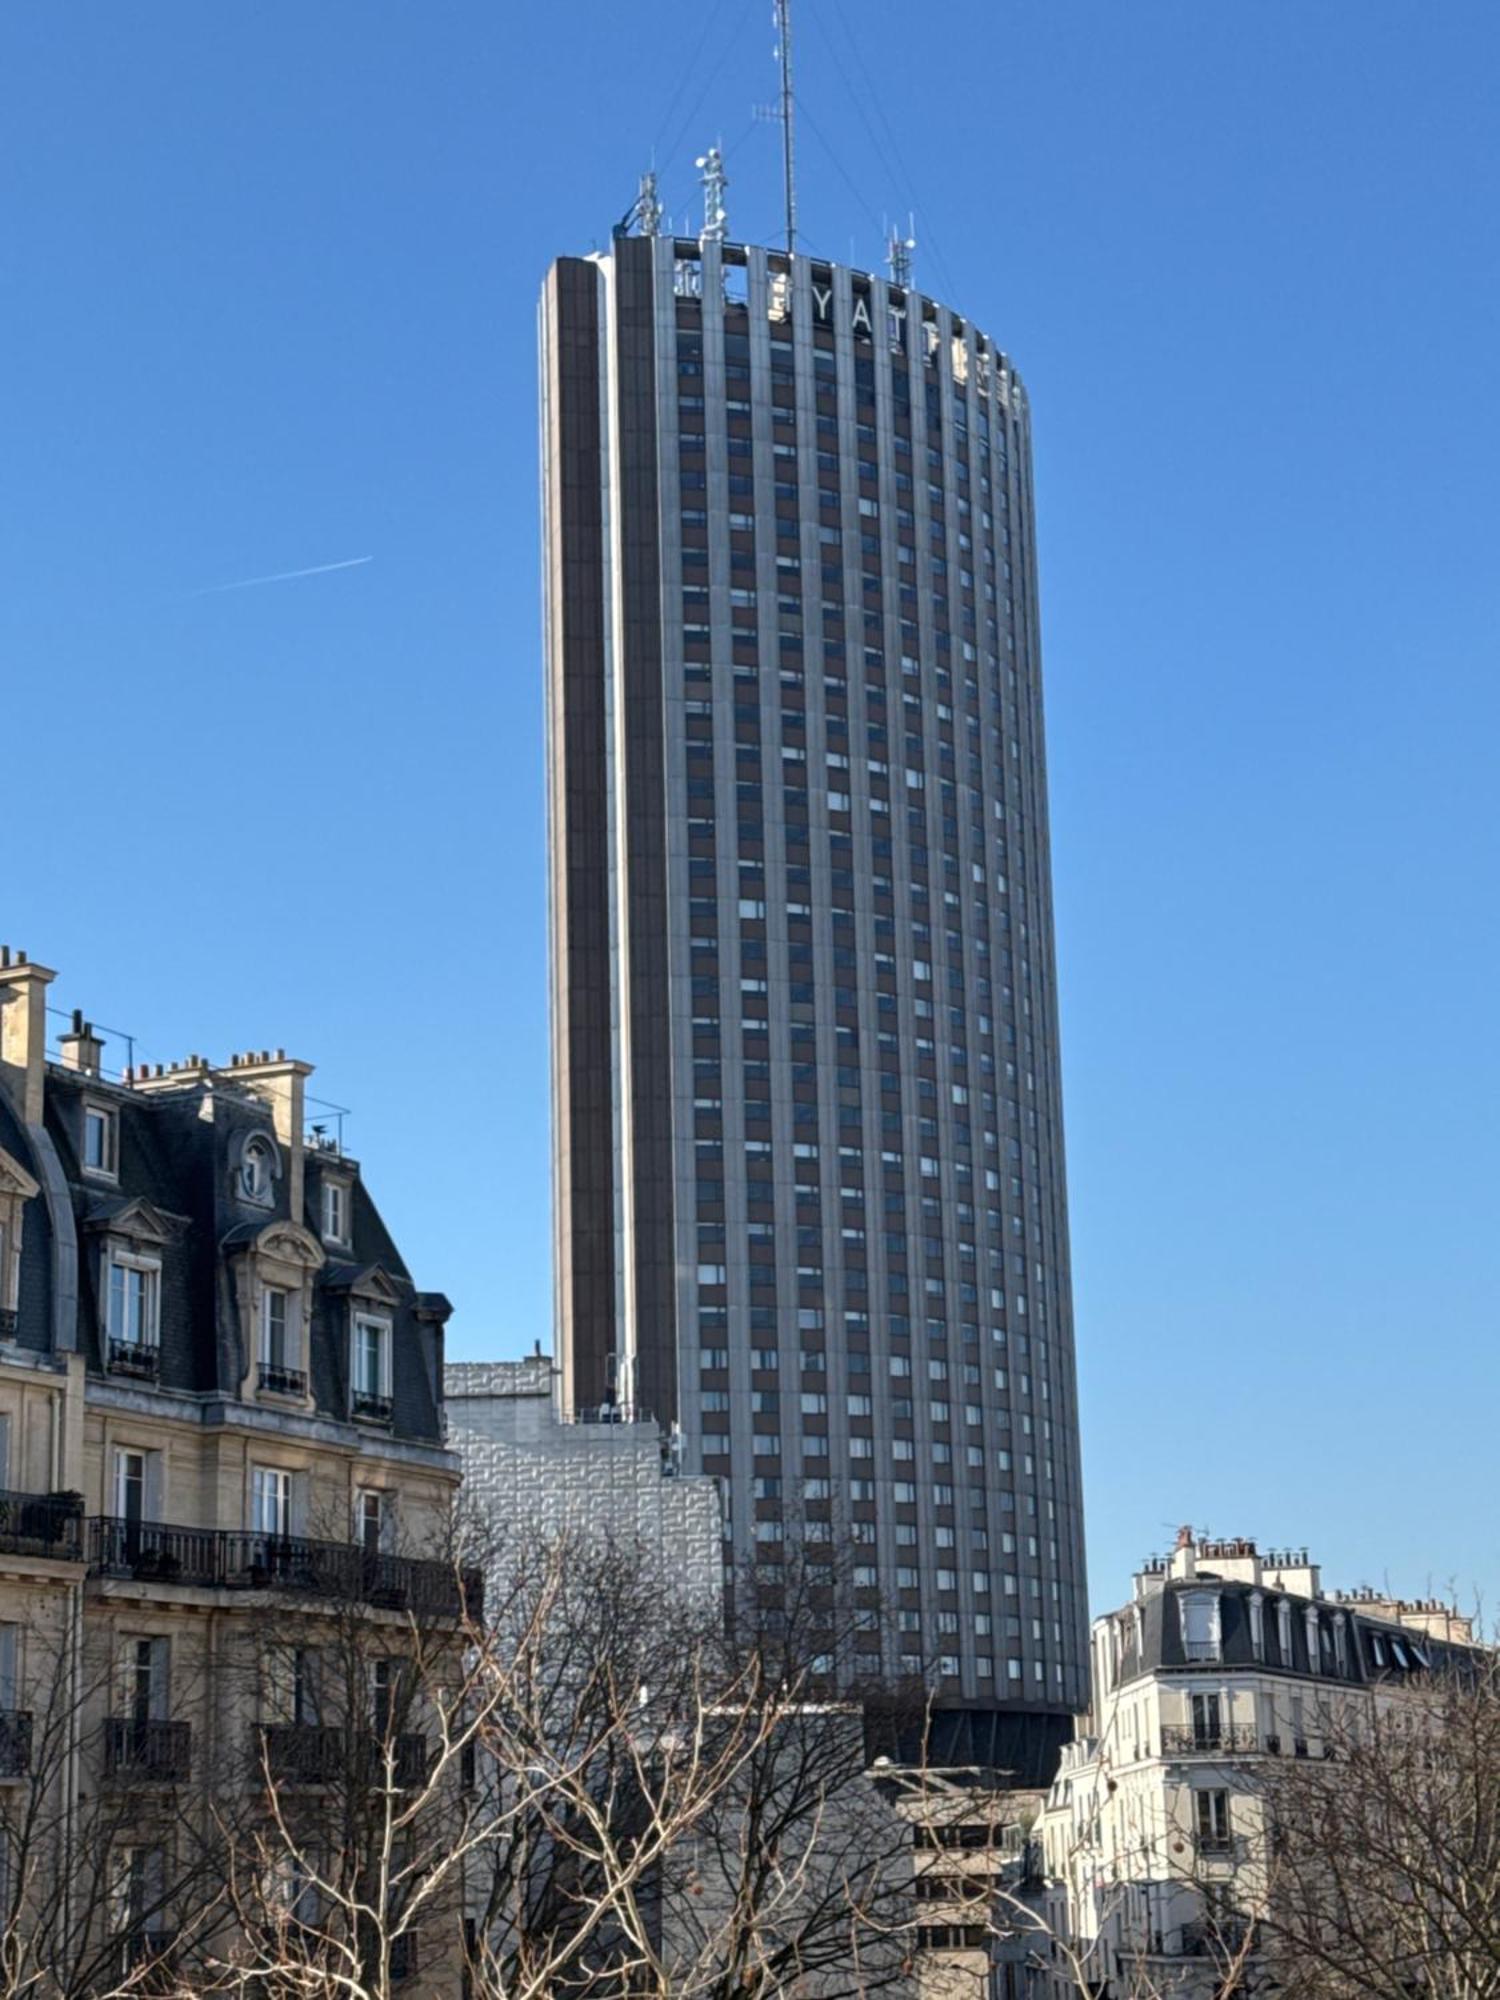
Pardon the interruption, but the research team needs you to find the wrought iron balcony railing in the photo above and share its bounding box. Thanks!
[108,1337,160,1381]
[1180,1919,1256,1959]
[259,1724,430,1790]
[258,1363,308,1397]
[0,1711,33,1778]
[0,1489,84,1561]
[105,1718,192,1782]
[1160,1724,1265,1757]
[352,1391,394,1424]
[120,1931,176,1976]
[0,1307,16,1341]
[88,1517,482,1618]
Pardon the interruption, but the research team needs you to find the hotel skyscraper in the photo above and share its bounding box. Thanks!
[542,216,1087,1775]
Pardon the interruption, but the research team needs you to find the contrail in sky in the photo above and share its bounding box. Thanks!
[191,555,373,595]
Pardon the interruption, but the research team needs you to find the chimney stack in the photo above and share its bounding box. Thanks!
[217,1051,314,1223]
[59,1009,105,1079]
[0,948,58,1124]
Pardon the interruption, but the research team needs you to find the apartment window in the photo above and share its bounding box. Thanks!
[369,1657,399,1734]
[83,1105,117,1179]
[111,1844,167,1944]
[121,1636,170,1723]
[356,1489,391,1555]
[352,1317,392,1420]
[1248,1591,1265,1661]
[1190,1692,1222,1748]
[321,1180,350,1246]
[0,1623,19,1713]
[1195,1788,1232,1852]
[107,1256,160,1350]
[251,1466,293,1538]
[1179,1590,1221,1663]
[113,1448,160,1527]
[270,1850,323,1926]
[263,1288,288,1366]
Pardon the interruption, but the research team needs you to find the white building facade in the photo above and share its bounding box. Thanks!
[1032,1531,1478,1998]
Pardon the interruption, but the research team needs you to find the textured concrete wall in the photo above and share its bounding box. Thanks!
[443,1359,723,1603]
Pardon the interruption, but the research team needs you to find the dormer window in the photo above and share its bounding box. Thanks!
[230,1221,322,1410]
[83,1104,118,1180]
[0,1148,41,1335]
[1179,1589,1221,1664]
[1305,1606,1323,1673]
[321,1180,350,1247]
[1248,1592,1266,1661]
[107,1253,160,1377]
[258,1286,306,1398]
[240,1138,276,1206]
[351,1316,392,1425]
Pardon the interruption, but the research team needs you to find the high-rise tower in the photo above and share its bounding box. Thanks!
[542,224,1086,1776]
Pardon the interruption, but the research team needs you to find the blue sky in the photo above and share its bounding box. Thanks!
[4,2,1496,1616]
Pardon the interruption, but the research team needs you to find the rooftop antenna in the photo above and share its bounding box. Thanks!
[637,168,663,238]
[887,214,916,289]
[696,144,728,244]
[614,167,664,241]
[772,0,798,254]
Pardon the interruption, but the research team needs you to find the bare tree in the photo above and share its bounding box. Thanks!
[0,1587,234,2000]
[192,1537,487,2000]
[1260,1653,1500,2000]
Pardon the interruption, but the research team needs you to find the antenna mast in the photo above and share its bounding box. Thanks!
[773,0,797,254]
[887,215,916,289]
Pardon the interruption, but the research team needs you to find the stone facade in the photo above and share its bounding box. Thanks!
[0,940,466,1993]
[1032,1530,1485,1998]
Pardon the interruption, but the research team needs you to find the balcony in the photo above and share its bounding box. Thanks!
[1128,1920,1257,1963]
[108,1337,160,1382]
[106,1718,192,1782]
[0,1489,84,1562]
[1160,1725,1264,1758]
[260,1723,344,1786]
[352,1391,394,1425]
[260,1724,430,1790]
[1180,1918,1256,1959]
[119,1931,176,1987]
[258,1363,308,1398]
[0,1712,33,1778]
[0,1306,16,1341]
[1195,1834,1239,1860]
[88,1517,482,1619]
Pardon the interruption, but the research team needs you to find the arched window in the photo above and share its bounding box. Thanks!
[240,1137,276,1206]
